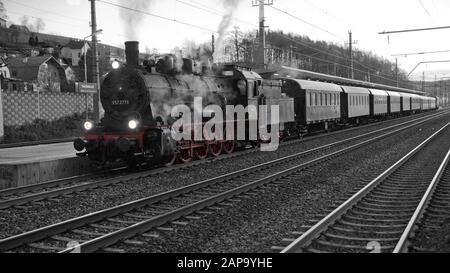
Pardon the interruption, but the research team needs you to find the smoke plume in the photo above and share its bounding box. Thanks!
[119,0,154,41]
[213,0,242,60]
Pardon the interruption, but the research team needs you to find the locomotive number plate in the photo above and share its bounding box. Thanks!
[112,100,130,105]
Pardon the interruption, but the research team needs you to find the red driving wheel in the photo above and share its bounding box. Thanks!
[194,143,209,160]
[209,142,222,157]
[178,148,193,163]
[222,141,235,154]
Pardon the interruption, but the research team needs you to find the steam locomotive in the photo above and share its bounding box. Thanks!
[74,41,294,167]
[73,41,437,168]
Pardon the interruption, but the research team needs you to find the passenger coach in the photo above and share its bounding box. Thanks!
[281,79,342,132]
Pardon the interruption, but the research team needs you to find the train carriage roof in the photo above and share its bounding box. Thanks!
[400,92,413,98]
[285,79,342,93]
[386,91,402,97]
[341,86,371,95]
[368,89,389,96]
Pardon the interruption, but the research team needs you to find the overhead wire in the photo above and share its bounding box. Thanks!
[268,5,347,41]
[97,0,217,33]
[179,0,404,82]
[418,0,436,26]
[4,0,87,23]
[5,0,407,84]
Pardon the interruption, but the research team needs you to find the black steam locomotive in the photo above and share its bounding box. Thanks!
[74,41,294,167]
[74,41,437,168]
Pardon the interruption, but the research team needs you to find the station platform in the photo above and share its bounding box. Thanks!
[0,142,94,190]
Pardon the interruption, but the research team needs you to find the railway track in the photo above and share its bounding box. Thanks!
[397,148,450,253]
[0,111,448,253]
[0,111,446,211]
[279,122,450,253]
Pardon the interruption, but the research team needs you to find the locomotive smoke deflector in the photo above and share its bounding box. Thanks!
[125,41,140,67]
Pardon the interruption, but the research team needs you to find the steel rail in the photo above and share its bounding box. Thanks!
[0,111,446,210]
[0,109,443,253]
[61,116,450,253]
[394,148,450,253]
[0,109,443,205]
[281,122,450,253]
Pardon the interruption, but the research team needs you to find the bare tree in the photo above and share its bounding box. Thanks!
[0,0,7,20]
[231,26,243,62]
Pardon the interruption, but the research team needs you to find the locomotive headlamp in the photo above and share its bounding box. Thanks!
[128,120,139,130]
[84,120,94,131]
[112,60,120,70]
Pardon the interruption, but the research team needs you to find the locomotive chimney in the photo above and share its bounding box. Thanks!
[125,41,140,67]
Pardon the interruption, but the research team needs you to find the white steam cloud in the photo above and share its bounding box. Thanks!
[213,0,243,61]
[119,0,154,41]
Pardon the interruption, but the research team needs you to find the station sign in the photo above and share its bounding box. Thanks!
[77,83,98,94]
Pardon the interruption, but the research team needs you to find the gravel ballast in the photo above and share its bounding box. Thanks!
[110,114,450,253]
[0,111,447,242]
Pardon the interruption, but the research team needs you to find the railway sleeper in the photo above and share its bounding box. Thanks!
[331,226,404,236]
[361,198,419,206]
[51,236,87,243]
[107,218,139,225]
[350,209,411,218]
[356,202,418,209]
[103,248,126,253]
[355,205,416,214]
[323,233,400,243]
[312,239,394,252]
[338,219,406,230]
[72,229,107,237]
[123,240,146,247]
[344,214,410,223]
[28,243,65,252]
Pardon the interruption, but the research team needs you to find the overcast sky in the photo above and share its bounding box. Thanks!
[3,0,450,81]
